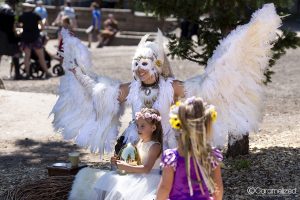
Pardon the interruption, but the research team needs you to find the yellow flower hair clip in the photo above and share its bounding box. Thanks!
[169,101,182,130]
[210,107,217,123]
[175,101,181,106]
[169,114,181,130]
[155,59,162,67]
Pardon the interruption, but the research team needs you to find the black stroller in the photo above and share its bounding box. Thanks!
[19,48,64,79]
[19,33,64,79]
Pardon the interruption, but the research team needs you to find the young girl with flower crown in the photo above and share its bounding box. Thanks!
[156,97,223,200]
[90,108,163,200]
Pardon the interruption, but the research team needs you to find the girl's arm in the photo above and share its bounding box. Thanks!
[156,166,174,200]
[116,143,161,173]
[212,165,223,200]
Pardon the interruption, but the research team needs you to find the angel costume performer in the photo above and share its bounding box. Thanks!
[51,4,281,200]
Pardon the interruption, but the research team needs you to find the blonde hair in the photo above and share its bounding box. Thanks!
[178,97,215,195]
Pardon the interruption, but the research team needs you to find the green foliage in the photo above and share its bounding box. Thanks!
[233,159,251,170]
[265,30,300,83]
[140,0,300,83]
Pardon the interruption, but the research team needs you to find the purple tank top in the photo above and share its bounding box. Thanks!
[161,148,223,200]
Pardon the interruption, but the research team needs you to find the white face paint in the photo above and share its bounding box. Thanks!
[132,45,161,81]
[132,56,157,80]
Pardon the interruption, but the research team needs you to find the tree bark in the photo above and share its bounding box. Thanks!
[0,78,5,89]
[226,133,249,158]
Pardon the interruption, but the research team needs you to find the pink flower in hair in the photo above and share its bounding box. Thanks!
[135,112,143,120]
[144,112,151,118]
[135,111,161,121]
[156,116,162,121]
[151,114,162,121]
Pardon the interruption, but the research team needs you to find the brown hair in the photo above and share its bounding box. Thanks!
[178,97,215,194]
[139,108,163,153]
[62,16,71,25]
[91,2,99,9]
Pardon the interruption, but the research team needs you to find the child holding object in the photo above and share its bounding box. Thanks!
[69,108,163,200]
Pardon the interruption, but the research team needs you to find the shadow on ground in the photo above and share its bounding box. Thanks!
[1,141,299,200]
[0,138,85,167]
[0,138,88,194]
[223,146,300,200]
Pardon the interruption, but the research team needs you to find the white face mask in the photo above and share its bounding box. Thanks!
[132,56,158,80]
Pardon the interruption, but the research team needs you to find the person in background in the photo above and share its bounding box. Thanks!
[34,0,48,26]
[52,0,77,29]
[19,0,52,79]
[57,16,73,65]
[0,0,21,80]
[98,13,118,47]
[87,2,101,48]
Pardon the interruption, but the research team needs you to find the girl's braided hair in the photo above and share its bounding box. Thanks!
[178,97,216,195]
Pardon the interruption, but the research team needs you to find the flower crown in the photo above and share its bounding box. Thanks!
[135,111,162,121]
[169,97,217,130]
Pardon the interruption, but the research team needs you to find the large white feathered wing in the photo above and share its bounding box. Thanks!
[51,29,123,155]
[184,4,281,147]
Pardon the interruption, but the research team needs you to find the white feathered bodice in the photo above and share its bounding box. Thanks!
[126,76,177,149]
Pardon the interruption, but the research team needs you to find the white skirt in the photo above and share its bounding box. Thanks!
[93,169,161,200]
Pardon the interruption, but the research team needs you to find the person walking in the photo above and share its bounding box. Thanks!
[0,0,21,80]
[19,0,52,79]
[87,2,101,48]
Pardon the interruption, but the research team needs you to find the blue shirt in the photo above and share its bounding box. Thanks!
[92,9,101,30]
[34,6,48,20]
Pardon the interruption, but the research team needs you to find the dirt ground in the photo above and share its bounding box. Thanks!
[0,36,299,199]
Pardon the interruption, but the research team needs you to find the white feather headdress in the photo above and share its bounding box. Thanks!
[132,29,174,79]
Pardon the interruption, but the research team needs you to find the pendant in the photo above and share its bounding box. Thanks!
[145,88,151,96]
[145,101,152,108]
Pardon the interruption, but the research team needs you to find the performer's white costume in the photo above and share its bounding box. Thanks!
[51,4,281,200]
[126,76,176,147]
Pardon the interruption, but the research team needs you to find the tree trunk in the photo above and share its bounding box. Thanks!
[226,133,249,158]
[0,78,5,89]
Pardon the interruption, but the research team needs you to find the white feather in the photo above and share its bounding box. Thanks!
[185,3,281,146]
[126,76,177,149]
[51,30,123,155]
[156,29,165,64]
[69,168,105,200]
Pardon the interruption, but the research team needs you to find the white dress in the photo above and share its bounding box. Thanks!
[93,141,162,200]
